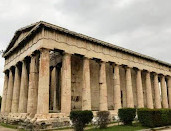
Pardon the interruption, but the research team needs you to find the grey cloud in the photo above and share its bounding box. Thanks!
[0,0,171,95]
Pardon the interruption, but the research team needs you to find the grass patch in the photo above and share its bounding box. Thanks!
[0,123,18,129]
[87,123,147,131]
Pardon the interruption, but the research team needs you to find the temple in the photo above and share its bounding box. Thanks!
[1,21,171,128]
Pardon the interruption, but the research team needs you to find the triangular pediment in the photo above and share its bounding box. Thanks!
[3,22,40,56]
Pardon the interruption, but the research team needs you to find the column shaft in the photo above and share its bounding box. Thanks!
[126,67,134,108]
[27,54,39,115]
[99,61,108,111]
[18,60,29,113]
[11,66,21,113]
[136,69,144,108]
[113,64,121,110]
[82,57,91,110]
[51,67,57,111]
[154,73,161,109]
[61,53,71,114]
[161,75,168,108]
[146,71,154,109]
[37,49,50,114]
[5,69,14,113]
[1,72,9,113]
[167,77,171,108]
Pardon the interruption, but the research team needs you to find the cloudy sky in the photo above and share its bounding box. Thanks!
[0,0,171,95]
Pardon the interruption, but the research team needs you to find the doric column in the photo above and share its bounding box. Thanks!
[37,48,50,114]
[125,66,134,108]
[1,71,9,113]
[99,61,108,111]
[154,73,161,109]
[27,53,39,116]
[51,67,57,111]
[160,75,168,108]
[61,53,71,114]
[145,71,153,109]
[167,77,171,108]
[11,65,21,113]
[5,68,14,113]
[113,64,121,110]
[18,60,29,113]
[136,69,144,108]
[82,57,91,110]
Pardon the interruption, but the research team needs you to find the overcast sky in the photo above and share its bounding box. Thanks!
[0,0,171,95]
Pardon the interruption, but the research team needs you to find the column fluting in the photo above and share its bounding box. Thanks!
[99,61,108,111]
[61,53,71,114]
[160,75,168,108]
[136,69,144,108]
[154,73,161,109]
[125,66,134,108]
[11,65,21,113]
[5,68,14,113]
[27,53,39,116]
[167,77,171,108]
[145,71,154,109]
[18,60,29,113]
[37,48,50,114]
[82,57,91,110]
[113,64,121,110]
[1,71,9,113]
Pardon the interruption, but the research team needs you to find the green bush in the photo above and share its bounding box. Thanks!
[137,108,171,128]
[118,108,136,125]
[70,110,93,131]
[97,111,110,128]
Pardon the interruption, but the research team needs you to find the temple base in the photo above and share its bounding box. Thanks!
[0,110,118,130]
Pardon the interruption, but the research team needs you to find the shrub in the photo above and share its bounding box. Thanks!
[70,110,93,131]
[137,108,171,128]
[97,111,110,128]
[118,108,136,125]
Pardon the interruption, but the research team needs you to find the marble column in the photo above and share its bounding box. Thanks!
[160,75,168,108]
[82,57,91,110]
[37,48,50,114]
[18,60,29,113]
[154,73,161,109]
[51,67,57,111]
[125,67,134,108]
[27,54,39,116]
[113,64,121,110]
[167,77,171,108]
[5,68,14,113]
[1,71,9,113]
[99,61,108,111]
[145,71,154,109]
[136,69,144,108]
[61,53,71,114]
[11,65,21,113]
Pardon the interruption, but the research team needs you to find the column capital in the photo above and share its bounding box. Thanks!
[166,75,171,80]
[112,63,121,67]
[83,56,91,60]
[9,66,15,71]
[100,60,106,64]
[39,48,50,52]
[133,67,142,72]
[30,51,39,58]
[62,51,72,56]
[143,70,151,73]
[3,69,9,74]
[152,72,158,75]
[158,73,165,78]
[122,65,132,69]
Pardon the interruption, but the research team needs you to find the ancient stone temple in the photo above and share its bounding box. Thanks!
[1,21,171,128]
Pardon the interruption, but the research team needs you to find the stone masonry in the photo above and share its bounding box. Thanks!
[1,21,171,129]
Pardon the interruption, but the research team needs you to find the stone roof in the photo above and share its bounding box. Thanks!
[3,21,171,67]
